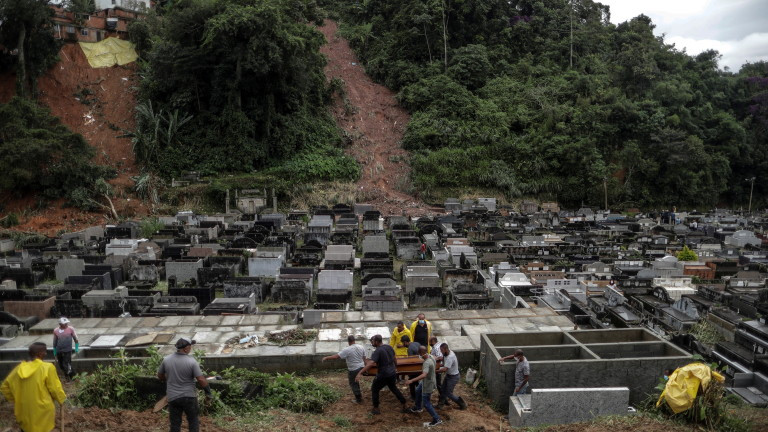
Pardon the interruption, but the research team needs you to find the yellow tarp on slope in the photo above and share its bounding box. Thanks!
[656,362,725,414]
[78,37,138,68]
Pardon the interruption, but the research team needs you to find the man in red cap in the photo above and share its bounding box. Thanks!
[53,317,78,380]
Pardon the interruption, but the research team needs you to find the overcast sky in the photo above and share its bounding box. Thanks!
[599,0,768,72]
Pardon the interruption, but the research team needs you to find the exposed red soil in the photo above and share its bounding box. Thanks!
[0,371,726,432]
[319,21,439,217]
[0,42,147,236]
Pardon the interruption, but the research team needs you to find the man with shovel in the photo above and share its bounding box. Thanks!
[157,338,212,432]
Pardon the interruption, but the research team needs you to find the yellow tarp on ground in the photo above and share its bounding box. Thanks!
[656,362,725,414]
[78,37,138,68]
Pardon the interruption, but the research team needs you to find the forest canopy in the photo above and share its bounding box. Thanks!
[326,0,768,208]
[129,0,359,183]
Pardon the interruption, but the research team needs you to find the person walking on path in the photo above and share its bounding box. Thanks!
[52,317,78,380]
[406,345,443,427]
[322,335,366,403]
[436,343,467,409]
[420,243,427,260]
[409,313,432,347]
[356,334,408,415]
[390,321,412,357]
[499,349,530,396]
[157,338,212,432]
[1,342,66,432]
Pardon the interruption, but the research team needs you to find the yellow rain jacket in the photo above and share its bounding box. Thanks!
[409,320,432,347]
[1,359,66,432]
[390,327,412,356]
[656,362,725,414]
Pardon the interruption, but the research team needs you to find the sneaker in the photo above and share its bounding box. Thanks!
[409,407,423,413]
[427,419,443,427]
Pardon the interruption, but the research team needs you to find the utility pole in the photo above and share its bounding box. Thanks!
[569,0,573,69]
[747,177,756,214]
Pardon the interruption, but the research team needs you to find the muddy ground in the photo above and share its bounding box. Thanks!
[1,370,744,432]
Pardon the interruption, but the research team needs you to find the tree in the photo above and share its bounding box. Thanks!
[0,97,114,207]
[0,0,59,97]
[677,246,698,262]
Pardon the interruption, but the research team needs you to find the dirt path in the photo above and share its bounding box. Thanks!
[319,21,437,217]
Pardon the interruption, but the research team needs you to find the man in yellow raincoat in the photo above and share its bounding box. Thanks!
[390,321,412,356]
[1,342,67,432]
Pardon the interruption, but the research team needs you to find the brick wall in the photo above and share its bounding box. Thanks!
[4,296,56,320]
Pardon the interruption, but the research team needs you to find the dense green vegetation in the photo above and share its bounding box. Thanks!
[129,0,359,184]
[75,347,340,415]
[0,97,115,209]
[328,0,768,207]
[0,0,60,97]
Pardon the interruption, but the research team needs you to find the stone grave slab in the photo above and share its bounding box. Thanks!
[90,335,125,348]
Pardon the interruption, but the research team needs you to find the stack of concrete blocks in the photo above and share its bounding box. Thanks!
[324,245,354,270]
[509,387,630,427]
[260,213,286,230]
[444,198,461,214]
[166,259,204,284]
[271,280,310,305]
[55,259,85,283]
[247,249,285,279]
[126,259,162,286]
[0,239,15,253]
[186,226,218,242]
[362,277,404,312]
[105,238,142,256]
[3,296,56,321]
[480,329,691,410]
[223,278,263,301]
[354,203,373,215]
[204,292,256,315]
[151,295,200,315]
[80,286,128,317]
[84,265,123,290]
[403,264,441,304]
[448,245,477,267]
[362,236,389,258]
[317,269,353,305]
[335,214,359,233]
[362,211,384,232]
[395,237,421,260]
[478,198,497,212]
[277,267,315,297]
[306,215,332,246]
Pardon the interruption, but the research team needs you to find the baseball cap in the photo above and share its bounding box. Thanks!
[175,337,196,349]
[58,317,70,324]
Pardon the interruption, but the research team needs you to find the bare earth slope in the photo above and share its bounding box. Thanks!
[0,43,146,235]
[319,21,437,217]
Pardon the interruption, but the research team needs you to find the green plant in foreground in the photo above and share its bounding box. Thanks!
[75,346,339,416]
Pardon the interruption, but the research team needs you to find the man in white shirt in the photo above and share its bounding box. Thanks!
[429,336,443,399]
[436,343,467,410]
[323,335,367,403]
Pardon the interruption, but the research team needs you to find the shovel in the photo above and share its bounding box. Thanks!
[153,395,169,413]
[60,403,65,432]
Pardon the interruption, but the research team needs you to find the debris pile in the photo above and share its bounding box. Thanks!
[266,328,317,346]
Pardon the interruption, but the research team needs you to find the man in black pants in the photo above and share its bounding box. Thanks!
[356,334,408,415]
[158,338,212,432]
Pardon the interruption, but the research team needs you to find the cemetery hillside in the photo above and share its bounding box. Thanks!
[0,0,766,229]
[4,3,768,432]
